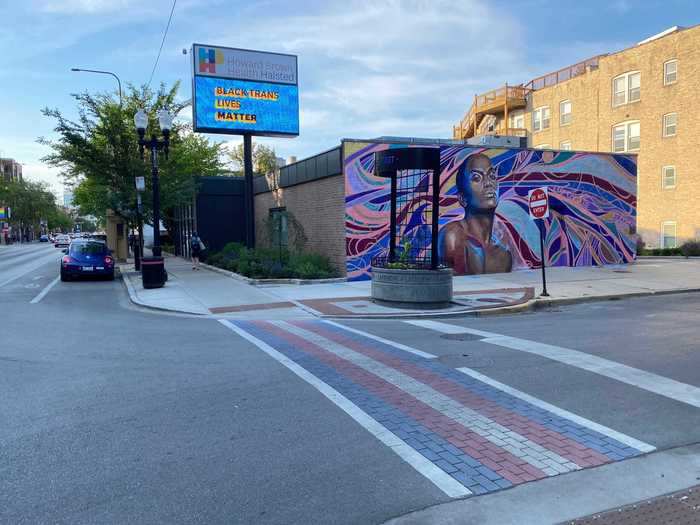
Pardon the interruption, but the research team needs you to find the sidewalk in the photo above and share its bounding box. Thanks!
[119,256,700,319]
[567,483,700,524]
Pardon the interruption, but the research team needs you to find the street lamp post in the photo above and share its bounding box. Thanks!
[134,108,172,289]
[134,175,145,271]
[71,68,122,107]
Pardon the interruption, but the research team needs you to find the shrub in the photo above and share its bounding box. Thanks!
[289,252,336,279]
[205,245,337,279]
[680,240,700,257]
[221,242,245,257]
[640,247,683,256]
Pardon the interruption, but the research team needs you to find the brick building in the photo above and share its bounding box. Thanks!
[254,146,346,271]
[453,24,700,248]
[0,158,23,183]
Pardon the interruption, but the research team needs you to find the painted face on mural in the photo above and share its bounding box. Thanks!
[458,154,499,212]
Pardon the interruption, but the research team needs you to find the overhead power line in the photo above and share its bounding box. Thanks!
[146,0,178,90]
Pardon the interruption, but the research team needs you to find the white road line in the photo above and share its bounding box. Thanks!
[324,320,437,359]
[458,367,655,453]
[406,320,700,410]
[218,319,470,498]
[405,319,498,338]
[30,276,60,304]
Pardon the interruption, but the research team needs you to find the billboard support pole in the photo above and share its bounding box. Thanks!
[244,133,255,249]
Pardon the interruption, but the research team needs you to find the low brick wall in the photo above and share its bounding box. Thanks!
[254,174,346,276]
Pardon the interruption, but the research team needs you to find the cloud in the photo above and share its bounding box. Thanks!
[21,162,64,195]
[36,0,140,14]
[197,0,526,158]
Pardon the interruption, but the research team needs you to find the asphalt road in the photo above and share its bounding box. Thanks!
[2,243,700,524]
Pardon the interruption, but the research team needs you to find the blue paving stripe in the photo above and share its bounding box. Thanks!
[315,321,642,460]
[231,321,510,492]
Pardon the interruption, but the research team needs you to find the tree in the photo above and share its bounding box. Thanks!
[0,179,70,235]
[228,142,279,175]
[39,82,226,236]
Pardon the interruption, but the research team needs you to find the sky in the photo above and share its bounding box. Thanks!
[1,0,698,199]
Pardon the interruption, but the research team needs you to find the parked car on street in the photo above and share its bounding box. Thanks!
[54,234,70,248]
[90,233,108,243]
[60,240,115,281]
[40,234,49,242]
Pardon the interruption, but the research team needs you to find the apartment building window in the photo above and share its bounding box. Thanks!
[559,100,572,125]
[534,144,551,149]
[612,121,640,152]
[662,166,676,189]
[509,110,525,129]
[664,60,678,85]
[661,221,677,249]
[533,106,550,132]
[560,141,572,150]
[663,113,677,137]
[612,71,641,106]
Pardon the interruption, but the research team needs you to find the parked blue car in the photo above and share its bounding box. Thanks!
[60,240,115,281]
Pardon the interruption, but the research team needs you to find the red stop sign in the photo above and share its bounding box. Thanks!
[528,188,549,219]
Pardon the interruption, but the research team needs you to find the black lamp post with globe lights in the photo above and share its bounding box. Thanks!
[133,108,173,288]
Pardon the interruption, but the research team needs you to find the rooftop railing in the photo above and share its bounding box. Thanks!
[524,56,603,91]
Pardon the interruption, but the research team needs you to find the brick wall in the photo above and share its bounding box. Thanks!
[522,24,700,247]
[254,174,347,275]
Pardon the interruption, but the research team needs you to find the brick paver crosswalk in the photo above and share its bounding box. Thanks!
[225,319,653,496]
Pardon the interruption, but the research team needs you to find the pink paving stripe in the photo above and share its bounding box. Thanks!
[254,321,544,484]
[297,321,610,469]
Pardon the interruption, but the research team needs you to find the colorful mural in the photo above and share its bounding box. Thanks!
[344,142,637,281]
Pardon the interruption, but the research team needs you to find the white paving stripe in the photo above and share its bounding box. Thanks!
[279,322,579,475]
[406,319,498,338]
[458,368,655,453]
[30,276,60,304]
[325,320,437,359]
[406,319,700,410]
[218,320,470,498]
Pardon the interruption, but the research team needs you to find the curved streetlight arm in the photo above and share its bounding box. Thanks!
[71,68,122,107]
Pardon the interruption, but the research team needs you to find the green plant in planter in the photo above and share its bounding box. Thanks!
[398,240,412,264]
[384,240,417,269]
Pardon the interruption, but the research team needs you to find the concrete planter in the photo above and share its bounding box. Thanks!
[371,266,453,309]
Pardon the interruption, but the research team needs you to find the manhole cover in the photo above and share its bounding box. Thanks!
[440,333,483,342]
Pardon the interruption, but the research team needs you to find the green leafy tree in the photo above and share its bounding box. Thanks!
[228,142,279,175]
[0,179,69,235]
[39,82,225,236]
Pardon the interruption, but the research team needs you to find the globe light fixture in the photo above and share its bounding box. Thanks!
[157,109,173,134]
[134,109,148,135]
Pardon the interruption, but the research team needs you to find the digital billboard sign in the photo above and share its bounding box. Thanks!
[192,44,299,137]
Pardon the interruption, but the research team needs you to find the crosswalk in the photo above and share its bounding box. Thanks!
[220,318,655,497]
[408,319,700,409]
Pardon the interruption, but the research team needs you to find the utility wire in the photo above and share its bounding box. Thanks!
[146,0,177,89]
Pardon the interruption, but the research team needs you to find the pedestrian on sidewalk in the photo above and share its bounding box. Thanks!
[191,232,205,270]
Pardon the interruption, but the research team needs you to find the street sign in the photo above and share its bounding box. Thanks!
[528,187,550,297]
[528,188,549,219]
[135,176,145,192]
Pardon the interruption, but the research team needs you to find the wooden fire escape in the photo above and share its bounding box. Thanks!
[452,84,530,140]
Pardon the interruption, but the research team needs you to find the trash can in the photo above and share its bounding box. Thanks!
[141,256,166,289]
